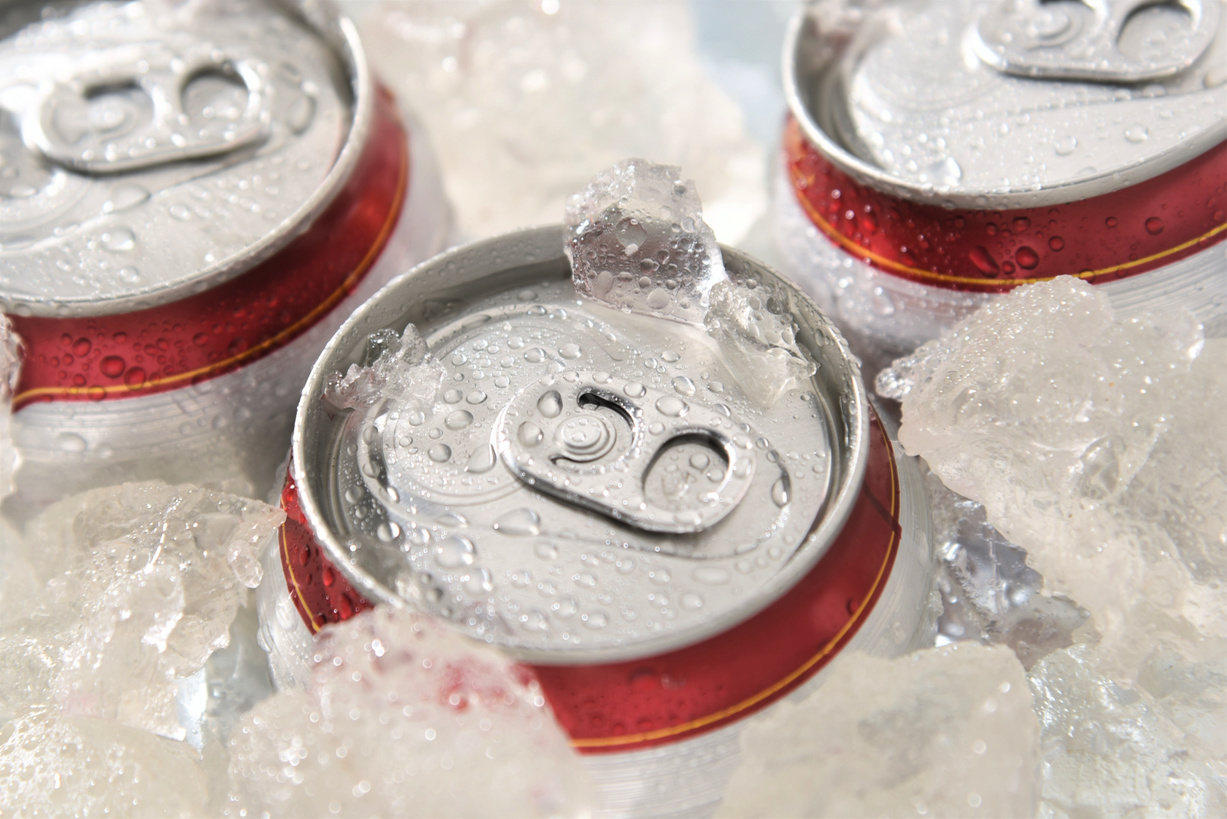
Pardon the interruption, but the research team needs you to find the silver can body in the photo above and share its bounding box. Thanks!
[258,226,936,816]
[1,0,450,506]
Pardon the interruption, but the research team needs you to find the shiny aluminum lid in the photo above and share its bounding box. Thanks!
[292,226,870,665]
[786,0,1227,207]
[0,0,365,317]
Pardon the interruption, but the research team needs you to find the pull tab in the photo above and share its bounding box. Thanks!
[973,0,1220,82]
[495,373,754,534]
[24,46,271,174]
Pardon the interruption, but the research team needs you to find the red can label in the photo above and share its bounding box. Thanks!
[10,87,410,410]
[278,411,903,753]
[785,117,1227,293]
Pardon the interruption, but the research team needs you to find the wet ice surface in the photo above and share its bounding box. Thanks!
[566,159,726,325]
[568,158,814,408]
[717,643,1040,818]
[878,276,1227,815]
[0,481,590,817]
[228,605,592,817]
[0,482,279,814]
[323,323,445,412]
[358,0,766,242]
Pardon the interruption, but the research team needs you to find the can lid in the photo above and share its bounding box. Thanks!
[786,0,1227,207]
[293,226,870,665]
[0,0,367,317]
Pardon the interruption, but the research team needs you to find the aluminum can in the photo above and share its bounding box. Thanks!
[0,0,450,506]
[778,0,1227,371]
[256,226,936,817]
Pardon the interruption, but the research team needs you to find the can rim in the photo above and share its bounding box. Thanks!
[782,6,1227,210]
[2,0,374,318]
[290,225,872,666]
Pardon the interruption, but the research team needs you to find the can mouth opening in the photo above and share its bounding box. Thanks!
[292,225,871,665]
[782,4,1227,210]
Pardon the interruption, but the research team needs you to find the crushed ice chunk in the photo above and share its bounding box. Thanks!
[566,159,726,325]
[0,705,209,816]
[703,278,817,407]
[717,643,1039,818]
[359,1,765,241]
[0,314,20,499]
[877,276,1227,812]
[227,605,592,817]
[323,324,445,411]
[1029,645,1227,817]
[0,482,282,740]
[926,467,1087,669]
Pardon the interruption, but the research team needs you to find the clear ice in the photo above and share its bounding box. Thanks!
[358,0,766,241]
[703,278,817,407]
[717,643,1040,818]
[323,323,445,411]
[566,158,726,326]
[567,159,814,407]
[878,276,1227,814]
[226,605,593,817]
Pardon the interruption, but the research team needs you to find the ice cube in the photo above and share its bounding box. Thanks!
[323,324,445,412]
[0,314,20,499]
[703,278,817,407]
[876,276,1227,812]
[358,0,765,242]
[717,643,1040,818]
[0,706,210,816]
[1030,645,1227,817]
[0,482,282,740]
[566,158,726,325]
[227,605,592,817]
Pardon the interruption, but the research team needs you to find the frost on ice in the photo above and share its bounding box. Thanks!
[0,482,282,741]
[878,276,1227,814]
[566,158,726,325]
[717,643,1040,818]
[323,323,445,412]
[227,605,592,818]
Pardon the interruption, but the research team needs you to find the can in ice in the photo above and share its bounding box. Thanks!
[778,0,1227,370]
[0,0,449,505]
[257,226,936,817]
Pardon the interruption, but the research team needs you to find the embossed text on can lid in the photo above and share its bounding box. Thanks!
[291,226,870,665]
[785,0,1227,207]
[0,0,369,317]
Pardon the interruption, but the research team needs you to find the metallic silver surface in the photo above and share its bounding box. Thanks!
[0,0,369,317]
[974,0,1220,82]
[292,225,871,665]
[784,0,1227,207]
[8,113,451,506]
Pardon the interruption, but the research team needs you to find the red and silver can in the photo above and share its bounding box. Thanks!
[256,226,936,816]
[777,0,1227,371]
[0,0,449,505]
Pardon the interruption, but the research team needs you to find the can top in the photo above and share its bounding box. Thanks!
[292,226,870,665]
[786,0,1227,207]
[0,0,367,317]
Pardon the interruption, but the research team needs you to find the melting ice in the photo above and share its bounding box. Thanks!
[877,276,1227,815]
[567,159,815,407]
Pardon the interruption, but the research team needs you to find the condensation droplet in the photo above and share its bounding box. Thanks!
[492,508,542,537]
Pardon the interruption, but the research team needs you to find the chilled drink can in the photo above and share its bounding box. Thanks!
[0,0,449,505]
[257,226,936,816]
[778,0,1227,370]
